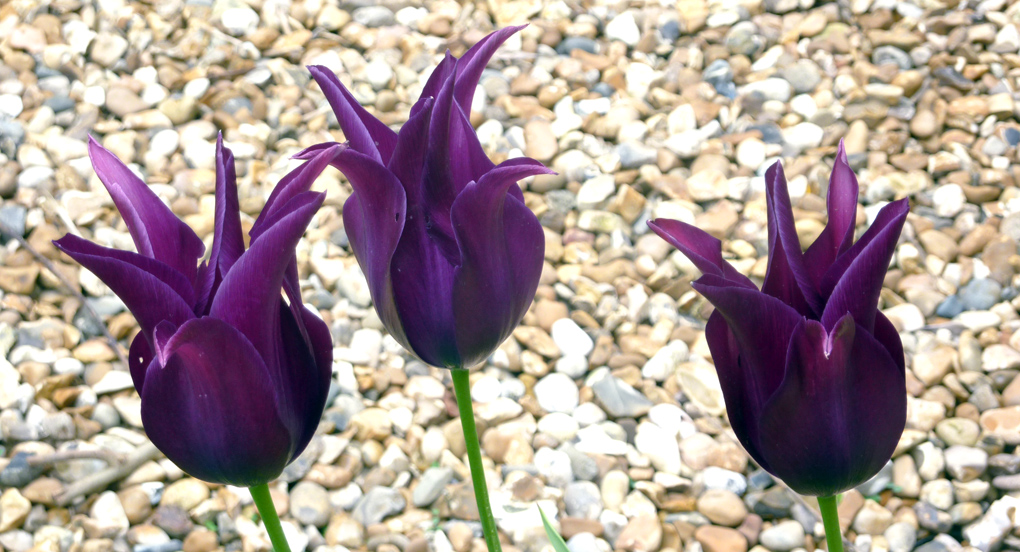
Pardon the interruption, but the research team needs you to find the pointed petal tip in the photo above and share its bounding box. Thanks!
[765,159,785,181]
[152,320,177,366]
[891,196,911,214]
[292,142,346,161]
[86,135,108,160]
[307,65,331,80]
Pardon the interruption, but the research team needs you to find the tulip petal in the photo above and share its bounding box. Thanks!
[803,140,858,286]
[128,333,153,392]
[388,95,466,366]
[648,219,757,289]
[704,311,772,471]
[819,198,910,298]
[88,138,204,283]
[209,191,324,367]
[757,314,906,496]
[873,311,905,372]
[194,135,245,314]
[308,65,397,163]
[694,277,804,461]
[274,303,333,460]
[140,317,293,486]
[251,146,341,347]
[252,144,342,244]
[390,220,461,368]
[450,101,499,197]
[54,235,196,342]
[453,25,526,111]
[387,97,434,194]
[291,142,339,161]
[450,157,552,368]
[820,199,908,333]
[331,148,411,354]
[418,51,456,112]
[762,162,821,316]
[418,66,462,262]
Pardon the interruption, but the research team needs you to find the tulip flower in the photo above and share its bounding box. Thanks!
[298,26,550,552]
[650,141,908,551]
[55,136,336,552]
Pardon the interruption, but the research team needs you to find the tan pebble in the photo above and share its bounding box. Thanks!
[447,521,474,552]
[615,514,663,551]
[161,478,210,511]
[0,489,31,532]
[980,406,1020,444]
[695,525,748,552]
[0,265,39,294]
[910,110,939,138]
[182,528,218,552]
[697,489,748,527]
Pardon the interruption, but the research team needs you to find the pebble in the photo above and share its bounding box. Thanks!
[352,488,405,526]
[289,482,330,527]
[534,373,580,413]
[697,489,747,527]
[589,371,653,418]
[563,481,602,519]
[759,520,804,552]
[551,318,594,357]
[695,525,748,552]
[412,467,453,507]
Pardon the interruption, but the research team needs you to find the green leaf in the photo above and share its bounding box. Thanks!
[538,506,571,552]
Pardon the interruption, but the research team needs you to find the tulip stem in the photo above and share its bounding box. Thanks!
[451,369,503,552]
[818,495,844,552]
[250,484,291,552]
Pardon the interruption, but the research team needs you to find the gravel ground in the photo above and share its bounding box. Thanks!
[1,0,1019,552]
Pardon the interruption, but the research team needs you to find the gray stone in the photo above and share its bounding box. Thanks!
[700,467,747,496]
[617,142,657,170]
[590,372,652,418]
[413,467,454,507]
[290,481,330,527]
[873,46,913,69]
[780,60,823,94]
[563,481,602,519]
[0,453,42,488]
[352,6,394,27]
[353,487,405,526]
[0,205,26,237]
[959,278,1001,311]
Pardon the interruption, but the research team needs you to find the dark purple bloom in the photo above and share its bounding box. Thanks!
[297,26,552,369]
[650,141,909,497]
[54,136,335,487]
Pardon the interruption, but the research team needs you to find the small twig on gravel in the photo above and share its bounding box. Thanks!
[26,448,127,467]
[55,442,160,506]
[0,221,130,368]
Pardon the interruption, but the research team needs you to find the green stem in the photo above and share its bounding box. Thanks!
[250,484,291,552]
[818,495,844,552]
[451,369,503,552]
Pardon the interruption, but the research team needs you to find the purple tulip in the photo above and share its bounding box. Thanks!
[297,26,552,370]
[650,141,909,497]
[54,136,335,486]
